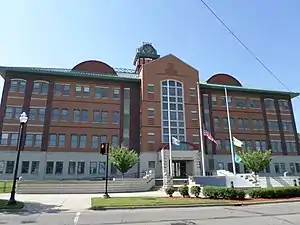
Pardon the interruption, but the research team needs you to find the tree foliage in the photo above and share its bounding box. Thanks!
[237,149,272,175]
[109,144,139,178]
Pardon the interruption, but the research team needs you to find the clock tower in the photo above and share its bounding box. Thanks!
[133,42,160,73]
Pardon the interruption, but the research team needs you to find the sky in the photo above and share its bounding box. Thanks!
[0,0,300,129]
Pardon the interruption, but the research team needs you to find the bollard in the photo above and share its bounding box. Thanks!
[294,179,298,186]
[230,181,234,188]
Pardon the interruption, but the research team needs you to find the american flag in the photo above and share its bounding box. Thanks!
[203,130,218,145]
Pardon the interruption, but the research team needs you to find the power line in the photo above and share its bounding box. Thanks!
[199,0,297,96]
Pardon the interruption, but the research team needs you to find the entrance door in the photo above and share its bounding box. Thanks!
[228,163,240,173]
[172,161,187,178]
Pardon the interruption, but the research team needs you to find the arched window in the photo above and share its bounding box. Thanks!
[33,80,49,95]
[9,79,27,93]
[161,80,186,143]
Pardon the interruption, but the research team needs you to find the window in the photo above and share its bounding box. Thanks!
[99,162,106,174]
[148,161,155,169]
[33,81,48,94]
[253,119,264,130]
[278,100,289,111]
[189,88,196,96]
[81,110,89,122]
[61,109,68,121]
[5,161,14,174]
[221,96,232,107]
[255,141,261,150]
[271,140,281,152]
[286,141,297,153]
[216,140,222,152]
[223,118,228,129]
[38,108,45,121]
[100,135,107,144]
[46,161,54,174]
[55,161,63,174]
[52,109,59,121]
[73,109,81,122]
[58,134,66,147]
[49,134,57,146]
[147,85,154,93]
[112,135,119,147]
[100,111,108,123]
[93,110,100,122]
[90,162,97,174]
[91,135,99,149]
[113,87,120,99]
[0,133,9,145]
[224,139,230,151]
[274,163,280,173]
[9,79,26,93]
[161,80,186,143]
[35,134,42,147]
[282,121,293,132]
[68,162,76,174]
[29,161,39,174]
[71,135,78,148]
[147,109,154,117]
[10,134,18,146]
[14,107,22,119]
[25,134,34,147]
[54,83,62,95]
[75,85,82,97]
[83,86,90,97]
[211,95,217,106]
[214,117,220,129]
[113,111,120,123]
[268,120,279,130]
[77,162,85,174]
[264,99,275,110]
[79,135,87,148]
[21,161,30,174]
[249,99,261,109]
[238,118,244,130]
[62,84,71,96]
[235,98,247,108]
[29,108,37,120]
[94,86,109,98]
[5,107,13,119]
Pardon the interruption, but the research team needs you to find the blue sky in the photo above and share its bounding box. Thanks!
[1,0,300,128]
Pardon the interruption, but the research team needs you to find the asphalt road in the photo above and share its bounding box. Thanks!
[1,202,300,225]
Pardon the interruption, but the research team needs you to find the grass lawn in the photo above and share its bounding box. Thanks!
[91,197,226,209]
[0,181,12,193]
[0,199,24,210]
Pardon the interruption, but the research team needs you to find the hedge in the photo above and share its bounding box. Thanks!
[202,186,245,200]
[247,186,300,199]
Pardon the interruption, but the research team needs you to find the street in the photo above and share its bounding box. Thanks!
[1,202,300,225]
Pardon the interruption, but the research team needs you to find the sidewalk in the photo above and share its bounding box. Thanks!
[0,190,174,212]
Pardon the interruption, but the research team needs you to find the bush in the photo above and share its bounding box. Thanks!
[248,186,300,199]
[190,186,201,198]
[165,187,175,197]
[202,186,245,200]
[178,185,189,197]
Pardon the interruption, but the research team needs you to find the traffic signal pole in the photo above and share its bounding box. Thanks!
[103,143,110,198]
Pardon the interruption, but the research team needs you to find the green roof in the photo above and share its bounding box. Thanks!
[0,66,298,98]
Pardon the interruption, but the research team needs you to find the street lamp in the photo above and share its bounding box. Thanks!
[7,112,28,205]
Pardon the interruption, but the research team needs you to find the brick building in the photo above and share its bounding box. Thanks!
[0,43,299,180]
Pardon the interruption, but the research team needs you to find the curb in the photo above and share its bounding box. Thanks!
[90,199,300,211]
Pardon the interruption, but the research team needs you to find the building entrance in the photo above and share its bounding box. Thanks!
[172,160,187,178]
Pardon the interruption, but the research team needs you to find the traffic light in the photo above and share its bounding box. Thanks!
[100,143,106,155]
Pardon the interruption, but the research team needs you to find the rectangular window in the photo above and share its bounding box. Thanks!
[235,98,247,108]
[61,109,68,121]
[54,83,62,95]
[14,107,22,119]
[83,86,90,97]
[5,107,13,119]
[274,163,280,173]
[25,134,34,147]
[100,135,107,144]
[189,88,196,96]
[62,84,70,96]
[93,110,100,122]
[216,140,222,152]
[148,161,155,169]
[21,161,30,174]
[113,87,120,99]
[9,80,19,92]
[46,161,54,174]
[249,99,261,109]
[100,111,108,123]
[49,134,57,146]
[90,162,97,174]
[29,108,37,120]
[94,86,109,98]
[79,135,87,148]
[77,162,85,174]
[225,139,230,151]
[73,109,81,122]
[221,96,232,107]
[35,134,42,147]
[81,110,89,122]
[278,100,289,111]
[211,95,217,106]
[99,162,106,174]
[238,118,244,130]
[147,109,154,117]
[147,85,154,93]
[52,108,60,121]
[223,118,228,129]
[91,135,99,149]
[31,161,39,174]
[0,133,9,145]
[75,85,82,97]
[264,99,275,110]
[5,161,14,174]
[111,135,119,147]
[68,161,76,174]
[214,117,220,129]
[268,120,279,130]
[271,140,281,152]
[38,108,45,121]
[58,134,66,147]
[112,111,120,123]
[71,135,78,148]
[55,161,63,175]
[10,134,18,146]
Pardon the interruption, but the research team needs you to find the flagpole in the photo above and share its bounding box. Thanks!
[167,80,173,177]
[224,86,236,175]
[196,82,206,176]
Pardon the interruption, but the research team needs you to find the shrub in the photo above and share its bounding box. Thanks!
[248,186,300,199]
[202,186,246,200]
[178,185,190,197]
[190,186,201,198]
[165,187,175,197]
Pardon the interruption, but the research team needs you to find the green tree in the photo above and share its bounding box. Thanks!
[109,144,139,178]
[237,149,272,176]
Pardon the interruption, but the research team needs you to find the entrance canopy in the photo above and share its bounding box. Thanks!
[158,141,198,151]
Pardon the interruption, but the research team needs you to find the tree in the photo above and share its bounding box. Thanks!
[109,144,139,178]
[237,149,272,176]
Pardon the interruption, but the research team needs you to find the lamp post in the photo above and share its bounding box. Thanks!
[103,143,110,198]
[7,112,28,205]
